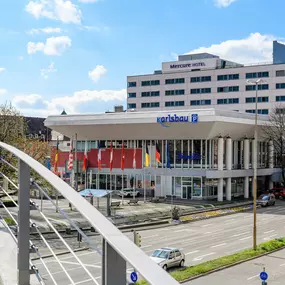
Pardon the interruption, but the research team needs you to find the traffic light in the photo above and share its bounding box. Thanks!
[135,232,142,247]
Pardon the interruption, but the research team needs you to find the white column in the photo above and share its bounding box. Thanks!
[226,137,232,201]
[218,137,224,201]
[269,140,274,168]
[244,138,249,199]
[233,141,238,169]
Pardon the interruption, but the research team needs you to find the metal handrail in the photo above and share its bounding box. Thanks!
[0,142,179,285]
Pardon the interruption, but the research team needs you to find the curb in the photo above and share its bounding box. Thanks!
[31,247,89,261]
[179,245,285,283]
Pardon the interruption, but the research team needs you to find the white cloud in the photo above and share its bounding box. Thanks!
[0,68,5,73]
[214,0,237,7]
[185,33,280,64]
[88,65,107,83]
[27,36,71,56]
[18,56,24,61]
[12,89,126,116]
[25,0,82,24]
[41,62,57,79]
[27,27,62,35]
[0,89,7,95]
[78,0,100,2]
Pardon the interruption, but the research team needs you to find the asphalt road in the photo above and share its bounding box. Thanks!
[33,201,285,285]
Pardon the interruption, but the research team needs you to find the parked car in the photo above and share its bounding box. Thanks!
[272,188,285,199]
[117,188,140,197]
[257,194,276,207]
[150,247,185,270]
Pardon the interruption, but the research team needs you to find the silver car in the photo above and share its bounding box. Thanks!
[257,194,276,207]
[150,247,185,270]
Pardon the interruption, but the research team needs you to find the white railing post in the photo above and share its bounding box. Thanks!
[105,241,126,285]
[17,159,31,285]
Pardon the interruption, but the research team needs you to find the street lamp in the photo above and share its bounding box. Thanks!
[246,78,266,250]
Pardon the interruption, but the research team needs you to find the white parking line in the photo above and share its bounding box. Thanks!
[239,236,251,241]
[185,250,199,255]
[60,260,101,268]
[211,243,227,248]
[264,230,275,234]
[174,229,186,233]
[247,274,259,280]
[143,234,158,239]
[141,245,152,249]
[280,263,285,267]
[201,224,213,228]
[192,252,215,261]
[232,232,250,237]
[42,266,81,277]
[263,234,277,241]
[204,232,212,234]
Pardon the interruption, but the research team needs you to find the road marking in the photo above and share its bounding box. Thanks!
[264,230,275,234]
[174,229,186,233]
[280,263,285,267]
[141,245,152,249]
[232,232,250,237]
[247,274,259,280]
[143,234,158,239]
[67,277,101,285]
[42,266,81,277]
[185,250,199,255]
[201,224,213,227]
[204,232,212,234]
[263,234,278,241]
[239,236,251,241]
[192,252,215,261]
[211,243,227,248]
[60,260,101,268]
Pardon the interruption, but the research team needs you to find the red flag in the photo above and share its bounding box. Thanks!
[54,138,59,173]
[98,141,102,171]
[133,146,136,169]
[67,139,73,170]
[155,142,161,163]
[82,139,88,171]
[121,140,125,170]
[110,141,113,172]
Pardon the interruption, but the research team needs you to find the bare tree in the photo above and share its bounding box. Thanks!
[262,106,285,185]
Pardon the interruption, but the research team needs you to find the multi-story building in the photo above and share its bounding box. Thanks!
[127,41,285,115]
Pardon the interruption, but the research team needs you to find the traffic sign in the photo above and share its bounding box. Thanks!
[130,272,138,283]
[191,114,198,123]
[260,271,268,281]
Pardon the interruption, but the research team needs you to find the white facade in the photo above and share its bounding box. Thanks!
[127,53,285,114]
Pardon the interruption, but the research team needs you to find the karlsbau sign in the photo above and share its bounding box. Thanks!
[162,58,218,73]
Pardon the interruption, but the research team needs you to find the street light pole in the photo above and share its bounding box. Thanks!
[247,78,265,250]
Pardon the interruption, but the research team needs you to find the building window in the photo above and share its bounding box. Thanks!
[217,98,239,104]
[246,109,269,115]
[276,96,285,102]
[246,96,269,103]
[217,86,239,93]
[217,74,239,81]
[165,89,185,96]
[190,76,211,83]
[246,72,269,79]
[128,82,136,87]
[276,108,285,114]
[128,93,136,98]
[190,100,211,106]
[128,103,136,109]
[276,70,285,77]
[141,91,160,97]
[141,102,160,108]
[165,78,185,84]
[276,83,285,89]
[165,101,185,107]
[141,80,160,86]
[190,88,211,94]
[246,84,269,91]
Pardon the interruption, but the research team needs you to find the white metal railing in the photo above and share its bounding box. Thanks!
[0,142,179,285]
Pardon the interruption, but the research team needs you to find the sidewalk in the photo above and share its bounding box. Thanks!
[186,248,285,285]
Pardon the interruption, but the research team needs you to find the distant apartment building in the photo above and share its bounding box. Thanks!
[127,41,285,115]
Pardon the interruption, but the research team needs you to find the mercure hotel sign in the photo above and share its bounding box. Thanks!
[170,62,205,69]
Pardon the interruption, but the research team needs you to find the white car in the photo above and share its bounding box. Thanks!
[117,188,140,197]
[150,247,185,270]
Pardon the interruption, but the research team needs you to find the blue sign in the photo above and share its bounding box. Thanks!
[130,272,138,283]
[177,152,201,160]
[157,114,199,128]
[260,272,268,281]
[192,114,198,123]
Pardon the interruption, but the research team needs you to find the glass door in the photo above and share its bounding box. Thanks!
[182,186,188,199]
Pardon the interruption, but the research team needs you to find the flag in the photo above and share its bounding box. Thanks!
[145,144,150,167]
[110,141,113,172]
[121,140,125,170]
[155,142,161,164]
[54,138,59,173]
[67,139,73,170]
[82,139,88,171]
[98,141,102,171]
[165,141,171,169]
[133,144,136,169]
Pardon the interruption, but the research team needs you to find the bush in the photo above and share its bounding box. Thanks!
[4,217,16,226]
[171,206,180,220]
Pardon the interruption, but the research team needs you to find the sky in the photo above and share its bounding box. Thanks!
[0,0,283,117]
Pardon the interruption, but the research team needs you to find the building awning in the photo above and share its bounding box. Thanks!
[79,189,113,197]
[271,171,283,182]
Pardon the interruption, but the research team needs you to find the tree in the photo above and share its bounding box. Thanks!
[262,106,285,185]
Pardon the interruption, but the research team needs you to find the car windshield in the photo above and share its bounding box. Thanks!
[261,196,269,200]
[152,250,169,259]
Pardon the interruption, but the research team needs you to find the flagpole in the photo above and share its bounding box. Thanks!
[75,133,78,192]
[144,140,146,203]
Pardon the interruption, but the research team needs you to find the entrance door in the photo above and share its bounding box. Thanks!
[182,186,188,199]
